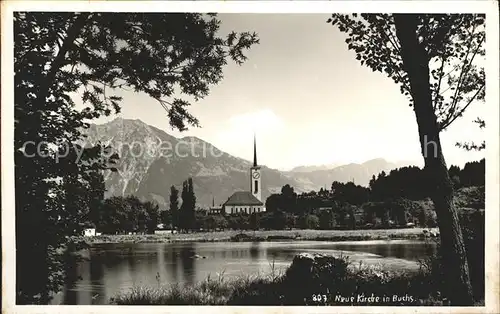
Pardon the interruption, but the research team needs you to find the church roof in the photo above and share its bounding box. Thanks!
[224,191,263,206]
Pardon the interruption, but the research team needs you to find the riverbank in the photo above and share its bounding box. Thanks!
[85,228,438,244]
[110,252,470,306]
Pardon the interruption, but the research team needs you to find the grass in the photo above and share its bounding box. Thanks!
[109,271,275,305]
[85,227,438,244]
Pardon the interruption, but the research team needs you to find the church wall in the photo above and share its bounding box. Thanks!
[224,205,265,215]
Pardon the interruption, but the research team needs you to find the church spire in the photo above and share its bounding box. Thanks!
[253,133,258,167]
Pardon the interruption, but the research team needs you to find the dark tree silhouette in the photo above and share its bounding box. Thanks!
[265,194,281,212]
[328,13,484,305]
[187,178,197,231]
[180,180,189,232]
[169,185,180,232]
[15,12,258,304]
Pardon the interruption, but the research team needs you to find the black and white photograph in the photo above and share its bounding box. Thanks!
[2,1,499,313]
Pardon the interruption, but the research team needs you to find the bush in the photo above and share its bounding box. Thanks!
[281,253,350,304]
[299,214,319,229]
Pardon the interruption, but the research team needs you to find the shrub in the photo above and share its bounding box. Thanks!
[299,214,320,229]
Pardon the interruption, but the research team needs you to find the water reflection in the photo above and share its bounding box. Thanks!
[179,243,196,285]
[249,242,260,261]
[54,240,436,305]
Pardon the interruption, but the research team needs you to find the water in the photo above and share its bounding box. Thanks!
[52,240,437,305]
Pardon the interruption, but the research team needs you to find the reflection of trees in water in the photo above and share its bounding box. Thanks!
[375,244,391,258]
[249,242,260,261]
[90,255,104,304]
[167,246,179,282]
[179,243,196,285]
[63,252,79,305]
[126,247,137,276]
[393,244,412,259]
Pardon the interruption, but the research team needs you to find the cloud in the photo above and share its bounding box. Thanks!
[229,108,284,132]
[213,109,286,162]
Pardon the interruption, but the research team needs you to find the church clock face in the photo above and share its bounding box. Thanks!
[252,171,260,179]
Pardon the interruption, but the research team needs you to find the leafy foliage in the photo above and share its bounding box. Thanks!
[168,185,180,230]
[179,178,197,232]
[15,12,258,304]
[456,118,485,151]
[327,14,485,131]
[98,196,160,234]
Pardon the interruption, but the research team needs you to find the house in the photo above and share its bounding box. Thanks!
[208,196,223,215]
[83,228,96,237]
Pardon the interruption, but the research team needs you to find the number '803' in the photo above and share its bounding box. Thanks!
[312,294,327,302]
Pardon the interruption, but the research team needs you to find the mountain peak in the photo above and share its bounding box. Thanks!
[362,158,388,166]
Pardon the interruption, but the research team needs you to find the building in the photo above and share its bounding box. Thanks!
[208,196,223,215]
[83,228,96,237]
[223,135,265,214]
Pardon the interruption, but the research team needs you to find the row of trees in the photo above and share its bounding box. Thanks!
[369,159,485,201]
[265,159,484,216]
[261,160,484,230]
[87,177,200,235]
[91,196,160,234]
[165,178,197,232]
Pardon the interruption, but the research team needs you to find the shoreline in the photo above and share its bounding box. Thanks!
[83,227,439,245]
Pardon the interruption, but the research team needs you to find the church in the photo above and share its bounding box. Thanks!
[222,135,266,215]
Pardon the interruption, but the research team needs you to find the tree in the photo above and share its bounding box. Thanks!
[15,12,258,304]
[335,205,348,228]
[284,213,297,230]
[144,201,160,234]
[265,193,281,212]
[449,165,462,188]
[328,13,484,304]
[87,170,106,229]
[418,208,428,227]
[271,210,287,230]
[318,209,335,230]
[300,214,320,230]
[179,180,189,232]
[187,178,197,231]
[347,206,357,230]
[281,184,298,213]
[203,215,217,232]
[250,212,260,231]
[456,118,485,151]
[169,185,180,232]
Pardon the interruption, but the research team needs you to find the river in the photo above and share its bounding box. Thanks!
[52,239,437,305]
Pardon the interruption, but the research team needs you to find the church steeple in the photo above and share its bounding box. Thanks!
[250,133,262,202]
[253,133,258,167]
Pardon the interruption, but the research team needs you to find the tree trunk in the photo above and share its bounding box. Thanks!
[393,14,474,305]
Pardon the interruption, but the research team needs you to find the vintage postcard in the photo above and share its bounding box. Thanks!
[2,1,499,314]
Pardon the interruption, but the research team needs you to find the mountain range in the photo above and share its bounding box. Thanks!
[84,118,411,208]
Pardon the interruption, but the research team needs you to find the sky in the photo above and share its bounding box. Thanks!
[91,14,485,171]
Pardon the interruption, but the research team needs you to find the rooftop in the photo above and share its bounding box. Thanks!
[224,191,263,206]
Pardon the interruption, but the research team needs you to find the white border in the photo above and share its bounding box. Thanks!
[2,1,499,314]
